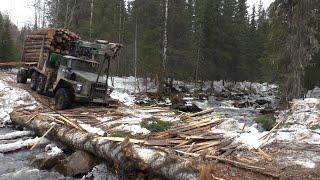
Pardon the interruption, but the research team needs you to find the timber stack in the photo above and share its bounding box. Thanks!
[22,28,80,68]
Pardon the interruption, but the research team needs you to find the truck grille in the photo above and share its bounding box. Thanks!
[90,83,107,99]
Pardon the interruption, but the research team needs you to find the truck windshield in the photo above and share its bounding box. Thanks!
[68,59,99,73]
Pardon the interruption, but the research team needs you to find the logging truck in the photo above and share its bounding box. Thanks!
[16,29,122,110]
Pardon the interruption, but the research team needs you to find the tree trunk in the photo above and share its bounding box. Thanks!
[89,0,94,41]
[134,17,138,89]
[159,0,169,93]
[10,111,198,180]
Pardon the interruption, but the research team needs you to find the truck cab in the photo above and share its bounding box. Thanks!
[52,55,116,109]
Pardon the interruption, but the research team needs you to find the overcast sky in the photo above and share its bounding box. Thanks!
[0,0,274,29]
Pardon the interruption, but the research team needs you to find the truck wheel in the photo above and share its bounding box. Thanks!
[17,69,28,84]
[37,75,46,94]
[54,88,72,110]
[30,72,38,91]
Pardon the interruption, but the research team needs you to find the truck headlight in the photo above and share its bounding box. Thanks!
[76,84,83,92]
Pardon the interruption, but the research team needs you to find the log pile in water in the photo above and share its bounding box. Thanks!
[22,28,80,63]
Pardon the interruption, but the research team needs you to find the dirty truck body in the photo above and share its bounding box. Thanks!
[17,29,122,109]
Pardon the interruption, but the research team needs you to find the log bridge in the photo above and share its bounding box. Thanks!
[10,105,279,179]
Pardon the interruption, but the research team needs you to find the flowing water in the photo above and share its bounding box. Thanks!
[0,127,73,180]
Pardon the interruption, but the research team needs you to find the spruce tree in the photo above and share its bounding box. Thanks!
[269,0,320,102]
[132,0,163,79]
[0,13,3,56]
[0,13,3,37]
[198,0,223,81]
[250,5,256,33]
[0,16,18,61]
[221,0,237,81]
[167,0,193,80]
[234,0,250,81]
[256,1,271,82]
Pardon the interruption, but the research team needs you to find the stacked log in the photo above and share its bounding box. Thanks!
[22,28,80,63]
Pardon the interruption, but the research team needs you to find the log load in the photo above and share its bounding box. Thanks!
[10,110,198,180]
[22,28,80,64]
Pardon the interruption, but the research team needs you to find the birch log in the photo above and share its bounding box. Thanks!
[10,111,198,180]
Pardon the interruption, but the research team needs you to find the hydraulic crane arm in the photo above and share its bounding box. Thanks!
[95,43,123,92]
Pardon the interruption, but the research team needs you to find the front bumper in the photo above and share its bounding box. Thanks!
[74,95,118,105]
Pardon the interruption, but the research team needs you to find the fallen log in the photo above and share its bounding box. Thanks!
[0,131,33,140]
[0,137,49,153]
[190,108,214,117]
[10,111,198,180]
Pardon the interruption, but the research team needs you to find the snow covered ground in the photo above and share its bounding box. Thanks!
[108,76,157,94]
[0,77,38,123]
[108,76,279,118]
[211,98,320,149]
[273,98,320,145]
[95,106,178,135]
[210,105,268,149]
[173,80,277,94]
[306,87,320,98]
[210,97,320,169]
[107,76,277,96]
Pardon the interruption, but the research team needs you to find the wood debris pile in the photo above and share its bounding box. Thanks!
[146,109,238,157]
[13,106,239,158]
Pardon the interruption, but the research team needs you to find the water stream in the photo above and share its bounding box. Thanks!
[0,127,74,180]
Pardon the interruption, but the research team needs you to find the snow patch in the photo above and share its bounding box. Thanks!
[273,98,320,145]
[116,124,150,135]
[212,117,269,149]
[110,91,135,106]
[0,79,38,123]
[79,124,105,136]
[134,146,166,162]
[83,163,118,180]
[47,146,63,156]
[108,76,157,94]
[97,107,178,135]
[306,87,320,98]
[280,156,317,169]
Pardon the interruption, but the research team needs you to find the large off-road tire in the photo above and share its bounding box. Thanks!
[54,88,73,110]
[17,69,28,84]
[30,72,38,91]
[36,75,46,94]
